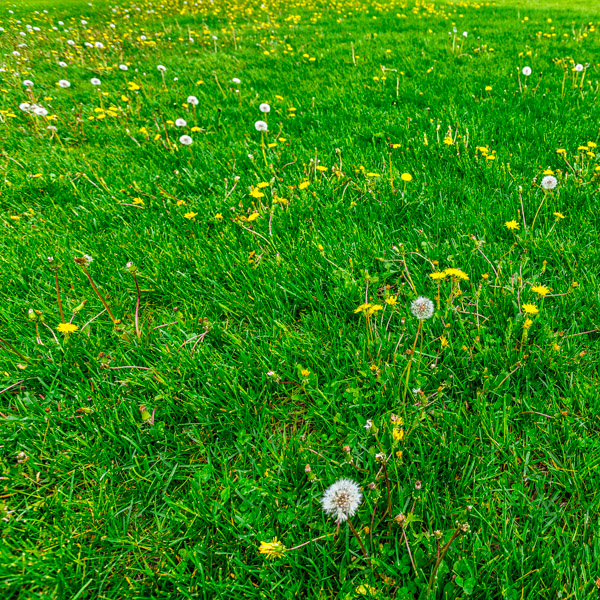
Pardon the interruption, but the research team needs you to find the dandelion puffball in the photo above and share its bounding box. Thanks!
[321,479,362,523]
[187,95,199,105]
[575,63,584,72]
[58,61,67,67]
[22,79,33,87]
[19,102,31,112]
[119,64,128,71]
[522,66,532,76]
[179,135,193,146]
[232,77,241,84]
[175,118,187,127]
[541,175,558,190]
[157,64,167,72]
[33,106,48,116]
[58,79,71,88]
[90,77,101,85]
[410,296,434,320]
[259,103,271,113]
[255,120,268,131]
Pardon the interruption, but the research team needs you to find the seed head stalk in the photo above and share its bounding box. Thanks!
[79,264,118,325]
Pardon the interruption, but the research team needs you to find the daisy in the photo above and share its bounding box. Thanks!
[410,296,434,320]
[321,479,362,523]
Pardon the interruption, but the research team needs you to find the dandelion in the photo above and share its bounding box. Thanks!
[541,175,557,190]
[410,296,434,320]
[175,118,187,127]
[179,135,193,145]
[22,79,34,87]
[19,102,31,112]
[400,173,413,182]
[444,268,469,281]
[259,537,287,560]
[90,78,101,86]
[255,120,268,131]
[554,212,565,219]
[259,103,271,113]
[321,479,362,523]
[575,64,584,72]
[33,106,48,116]
[119,64,128,71]
[187,95,199,105]
[505,219,519,230]
[522,303,539,315]
[522,66,532,76]
[58,79,70,88]
[430,272,447,280]
[232,77,241,84]
[157,65,167,72]
[184,211,198,219]
[57,322,78,334]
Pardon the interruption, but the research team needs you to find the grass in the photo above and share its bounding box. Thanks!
[1,0,600,597]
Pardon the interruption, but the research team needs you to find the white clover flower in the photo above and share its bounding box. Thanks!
[259,102,271,113]
[522,66,532,76]
[410,296,434,320]
[179,135,193,146]
[119,64,128,71]
[574,63,584,72]
[541,175,557,190]
[157,64,167,72]
[58,61,67,67]
[232,77,241,84]
[187,95,198,105]
[255,120,268,131]
[321,479,362,523]
[22,79,33,87]
[90,77,101,85]
[175,118,187,127]
[58,79,70,88]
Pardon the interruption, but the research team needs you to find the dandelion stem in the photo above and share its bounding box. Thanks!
[80,265,118,325]
[288,533,334,552]
[530,190,549,231]
[133,272,141,340]
[403,530,419,578]
[55,270,65,324]
[427,527,461,594]
[347,520,371,566]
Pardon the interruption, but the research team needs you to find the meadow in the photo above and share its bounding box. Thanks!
[1,0,600,597]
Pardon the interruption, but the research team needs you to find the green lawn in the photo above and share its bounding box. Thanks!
[1,0,600,598]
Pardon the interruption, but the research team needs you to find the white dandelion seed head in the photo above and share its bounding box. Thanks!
[575,63,584,72]
[95,42,104,49]
[19,102,31,112]
[58,61,67,67]
[22,79,34,87]
[321,479,362,523]
[84,42,93,48]
[67,39,75,45]
[90,77,101,85]
[33,106,48,116]
[83,254,94,265]
[187,95,198,105]
[522,66,532,76]
[232,77,241,84]
[58,79,70,88]
[541,175,557,190]
[463,31,468,37]
[410,296,434,320]
[157,64,166,72]
[179,135,193,146]
[119,64,128,71]
[255,120,268,131]
[259,102,271,113]
[175,118,187,127]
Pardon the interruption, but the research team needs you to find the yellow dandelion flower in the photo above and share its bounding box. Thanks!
[400,173,413,182]
[298,181,310,190]
[440,335,449,348]
[588,141,597,148]
[366,172,380,178]
[367,304,383,315]
[556,148,566,155]
[247,212,260,222]
[444,268,469,281]
[392,427,404,443]
[354,303,372,313]
[214,213,223,221]
[385,296,397,306]
[430,272,447,280]
[257,182,270,188]
[553,212,565,220]
[522,303,539,315]
[184,211,198,220]
[258,538,287,560]
[485,85,492,91]
[300,369,310,378]
[57,322,78,334]
[543,169,554,175]
[505,220,519,230]
[523,318,533,330]
[531,285,550,296]
[443,136,453,145]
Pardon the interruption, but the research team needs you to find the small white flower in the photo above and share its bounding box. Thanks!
[541,175,557,190]
[13,51,21,56]
[58,79,70,88]
[574,63,584,72]
[81,19,88,25]
[321,479,362,523]
[90,77,101,85]
[232,77,241,84]
[157,64,167,72]
[410,296,434,320]
[175,118,187,127]
[179,135,193,146]
[255,120,268,131]
[119,64,128,71]
[187,95,198,105]
[522,66,532,76]
[22,79,34,87]
[259,102,271,113]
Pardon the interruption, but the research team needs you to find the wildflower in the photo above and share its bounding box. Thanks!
[445,268,469,281]
[443,136,453,145]
[392,427,404,443]
[553,212,565,219]
[175,118,187,127]
[298,181,310,190]
[57,322,78,334]
[321,479,362,523]
[505,220,519,230]
[523,318,533,330]
[19,102,31,112]
[556,148,566,155]
[430,271,447,280]
[531,285,550,296]
[588,141,597,148]
[385,296,397,305]
[400,173,413,182]
[354,302,372,313]
[157,65,167,72]
[58,80,70,88]
[485,86,492,91]
[184,212,197,219]
[179,135,193,145]
[575,64,584,72]
[259,537,287,560]
[16,451,28,464]
[90,78,101,86]
[119,64,128,71]
[22,80,34,87]
[58,61,67,67]
[33,106,48,117]
[410,296,434,320]
[259,103,271,113]
[255,120,268,131]
[522,66,532,76]
[522,303,539,315]
[300,369,310,378]
[232,77,241,84]
[541,175,557,190]
[187,95,199,105]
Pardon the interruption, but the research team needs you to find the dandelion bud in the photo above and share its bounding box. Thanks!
[304,464,311,473]
[364,419,378,434]
[28,308,36,320]
[394,513,407,527]
[342,445,351,453]
[367,482,376,490]
[375,452,386,463]
[434,530,442,539]
[414,480,422,491]
[16,452,28,464]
